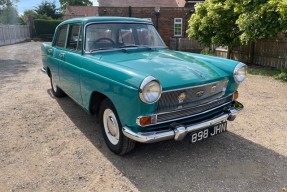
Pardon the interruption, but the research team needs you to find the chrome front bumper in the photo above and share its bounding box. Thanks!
[122,101,243,143]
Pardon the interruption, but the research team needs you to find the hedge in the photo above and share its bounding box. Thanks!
[34,19,62,35]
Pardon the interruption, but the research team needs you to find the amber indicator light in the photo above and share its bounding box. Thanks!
[233,91,239,100]
[139,116,152,126]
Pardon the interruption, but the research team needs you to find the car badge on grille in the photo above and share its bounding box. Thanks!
[211,85,217,92]
[196,90,204,97]
[178,92,186,104]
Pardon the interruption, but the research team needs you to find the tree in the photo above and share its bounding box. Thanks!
[0,0,13,9]
[187,0,287,59]
[19,9,37,24]
[0,5,19,24]
[236,0,286,43]
[0,0,19,24]
[278,0,287,23]
[34,1,62,20]
[187,0,241,58]
[59,0,93,11]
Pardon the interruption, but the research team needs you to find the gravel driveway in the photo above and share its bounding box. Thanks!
[0,42,286,192]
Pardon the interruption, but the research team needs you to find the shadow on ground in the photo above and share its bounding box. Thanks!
[55,95,287,192]
[0,59,30,82]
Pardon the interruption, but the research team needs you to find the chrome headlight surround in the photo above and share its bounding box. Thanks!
[234,62,247,84]
[139,76,162,104]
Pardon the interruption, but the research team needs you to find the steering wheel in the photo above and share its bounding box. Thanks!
[94,37,115,45]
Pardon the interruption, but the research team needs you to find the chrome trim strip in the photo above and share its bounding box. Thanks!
[139,76,157,91]
[234,62,247,84]
[162,78,229,93]
[122,101,243,143]
[136,94,233,127]
[157,94,232,116]
[136,114,157,126]
[155,102,232,124]
[139,76,162,104]
[122,127,175,143]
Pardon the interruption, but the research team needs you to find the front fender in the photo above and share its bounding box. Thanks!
[80,57,156,128]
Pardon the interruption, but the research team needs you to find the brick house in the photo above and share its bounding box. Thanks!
[64,6,99,18]
[64,0,205,47]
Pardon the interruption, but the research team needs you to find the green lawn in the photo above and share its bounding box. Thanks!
[247,65,287,82]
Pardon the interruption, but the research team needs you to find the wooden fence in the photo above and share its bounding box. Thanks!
[216,39,287,70]
[170,37,205,53]
[171,37,287,70]
[0,25,30,46]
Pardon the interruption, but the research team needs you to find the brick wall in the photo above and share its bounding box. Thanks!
[98,7,194,46]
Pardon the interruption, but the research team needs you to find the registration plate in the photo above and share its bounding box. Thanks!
[190,121,227,143]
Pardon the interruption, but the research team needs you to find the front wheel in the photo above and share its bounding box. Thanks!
[50,74,66,98]
[99,99,135,155]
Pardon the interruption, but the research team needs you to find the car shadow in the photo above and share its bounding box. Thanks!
[54,94,287,192]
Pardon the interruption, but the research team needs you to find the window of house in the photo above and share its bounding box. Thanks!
[66,24,82,51]
[174,18,183,37]
[55,25,68,48]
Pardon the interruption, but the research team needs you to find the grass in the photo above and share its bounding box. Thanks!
[247,65,287,82]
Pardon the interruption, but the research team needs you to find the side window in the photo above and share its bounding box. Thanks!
[174,18,183,37]
[67,24,82,51]
[55,25,68,48]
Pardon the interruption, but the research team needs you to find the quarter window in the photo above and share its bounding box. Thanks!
[55,25,68,48]
[174,18,183,37]
[67,24,82,51]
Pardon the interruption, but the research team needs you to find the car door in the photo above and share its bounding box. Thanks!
[58,23,83,104]
[52,24,68,91]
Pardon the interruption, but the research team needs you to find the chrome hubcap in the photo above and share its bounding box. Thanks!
[103,109,119,145]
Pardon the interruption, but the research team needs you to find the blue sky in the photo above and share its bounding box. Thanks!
[16,0,98,15]
[17,0,61,14]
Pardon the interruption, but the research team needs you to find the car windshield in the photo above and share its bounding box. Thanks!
[85,23,167,52]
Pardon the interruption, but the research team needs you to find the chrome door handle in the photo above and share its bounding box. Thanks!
[59,53,65,59]
[47,49,53,55]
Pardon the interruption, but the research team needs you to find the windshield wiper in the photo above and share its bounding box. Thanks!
[138,45,153,49]
[89,48,114,53]
[120,45,155,50]
[119,45,139,48]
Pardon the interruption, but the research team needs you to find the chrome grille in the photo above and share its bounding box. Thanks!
[157,79,229,113]
[156,95,233,123]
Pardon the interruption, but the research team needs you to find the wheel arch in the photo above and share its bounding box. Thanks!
[46,67,51,78]
[89,91,112,117]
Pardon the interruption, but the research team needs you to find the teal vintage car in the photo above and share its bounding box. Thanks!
[41,17,246,155]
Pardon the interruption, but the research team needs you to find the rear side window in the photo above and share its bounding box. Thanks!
[55,25,68,48]
[67,24,82,51]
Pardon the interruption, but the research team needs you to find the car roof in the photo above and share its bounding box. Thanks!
[60,16,153,25]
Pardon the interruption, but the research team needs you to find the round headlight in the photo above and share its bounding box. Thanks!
[139,76,162,104]
[234,62,247,84]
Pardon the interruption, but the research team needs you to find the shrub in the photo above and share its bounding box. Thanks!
[34,19,62,35]
[275,70,287,82]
